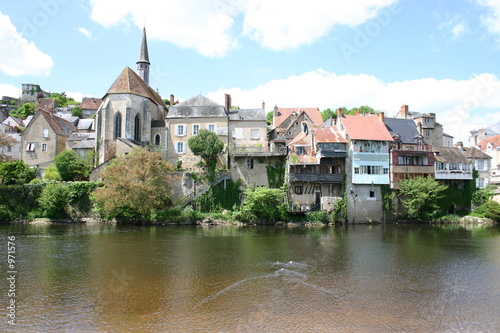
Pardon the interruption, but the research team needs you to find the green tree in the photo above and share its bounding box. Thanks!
[92,147,174,219]
[49,92,77,107]
[0,160,36,185]
[53,150,89,181]
[71,106,83,118]
[10,102,36,119]
[345,105,379,115]
[188,129,224,180]
[266,111,273,126]
[43,164,62,181]
[38,182,70,218]
[399,176,448,219]
[236,187,287,223]
[479,200,500,221]
[321,108,337,122]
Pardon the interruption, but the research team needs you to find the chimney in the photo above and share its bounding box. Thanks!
[262,100,265,110]
[170,94,174,106]
[400,104,409,119]
[379,112,385,123]
[224,93,231,113]
[455,141,464,151]
[337,107,343,118]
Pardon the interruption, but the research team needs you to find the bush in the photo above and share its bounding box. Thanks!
[478,200,500,221]
[305,210,329,223]
[38,183,70,218]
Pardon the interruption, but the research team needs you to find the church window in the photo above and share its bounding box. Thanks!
[154,134,161,145]
[134,114,141,142]
[114,113,122,139]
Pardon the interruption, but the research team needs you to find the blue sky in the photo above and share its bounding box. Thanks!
[1,0,500,144]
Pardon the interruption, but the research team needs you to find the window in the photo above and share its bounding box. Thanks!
[134,114,141,142]
[250,129,259,140]
[354,167,359,174]
[26,142,35,151]
[294,186,303,195]
[175,142,186,154]
[154,134,161,145]
[114,112,122,139]
[41,143,47,152]
[383,168,389,174]
[295,146,305,155]
[477,160,484,171]
[193,125,200,136]
[7,146,11,153]
[234,128,243,139]
[369,190,376,198]
[43,129,49,138]
[247,159,254,170]
[77,149,85,158]
[425,130,430,138]
[175,124,186,136]
[207,124,217,133]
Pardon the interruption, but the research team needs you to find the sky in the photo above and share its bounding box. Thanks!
[1,0,500,145]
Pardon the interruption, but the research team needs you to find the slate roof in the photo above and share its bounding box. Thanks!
[77,119,94,131]
[80,98,103,110]
[228,108,265,121]
[312,127,346,143]
[67,132,96,141]
[384,118,422,143]
[477,134,500,151]
[137,27,150,64]
[274,107,323,128]
[434,147,468,162]
[341,114,393,141]
[167,95,227,118]
[106,67,165,107]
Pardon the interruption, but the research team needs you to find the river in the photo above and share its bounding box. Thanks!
[1,223,500,332]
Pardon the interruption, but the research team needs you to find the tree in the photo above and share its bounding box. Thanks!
[71,106,83,118]
[266,111,273,126]
[321,108,337,122]
[479,200,500,221]
[399,176,448,219]
[10,102,36,119]
[53,150,89,181]
[49,92,77,107]
[345,105,379,115]
[38,182,70,218]
[43,164,62,181]
[188,129,224,180]
[236,187,287,223]
[0,160,36,185]
[92,147,174,219]
[0,133,16,161]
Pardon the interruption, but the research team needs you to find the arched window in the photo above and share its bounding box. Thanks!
[154,134,161,145]
[114,112,122,139]
[134,114,141,142]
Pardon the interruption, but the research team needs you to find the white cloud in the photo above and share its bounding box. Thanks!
[0,11,54,76]
[477,0,500,38]
[0,84,21,99]
[206,70,500,145]
[78,27,96,40]
[89,0,399,56]
[438,15,468,41]
[66,91,86,103]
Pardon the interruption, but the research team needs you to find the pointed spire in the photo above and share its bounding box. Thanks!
[137,27,150,86]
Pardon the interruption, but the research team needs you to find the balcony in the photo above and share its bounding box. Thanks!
[289,173,344,183]
[232,145,287,157]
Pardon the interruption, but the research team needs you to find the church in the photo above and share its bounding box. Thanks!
[94,28,168,166]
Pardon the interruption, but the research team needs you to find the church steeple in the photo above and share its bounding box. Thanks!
[136,27,150,86]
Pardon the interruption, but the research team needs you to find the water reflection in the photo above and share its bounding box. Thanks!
[1,223,499,332]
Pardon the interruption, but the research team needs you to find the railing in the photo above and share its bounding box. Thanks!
[232,145,287,156]
[175,172,231,207]
[288,173,344,183]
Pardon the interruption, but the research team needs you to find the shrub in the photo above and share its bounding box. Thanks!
[38,183,70,218]
[479,200,500,221]
[305,210,329,223]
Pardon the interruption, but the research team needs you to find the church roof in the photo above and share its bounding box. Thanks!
[137,27,150,64]
[167,95,227,118]
[105,67,165,107]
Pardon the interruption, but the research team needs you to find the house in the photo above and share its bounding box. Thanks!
[455,142,492,188]
[35,98,56,113]
[396,105,446,148]
[80,98,103,119]
[67,132,96,162]
[228,100,286,187]
[21,84,49,102]
[469,123,500,147]
[268,106,323,148]
[433,147,473,181]
[338,110,393,222]
[94,28,168,166]
[21,109,77,175]
[166,94,229,171]
[287,126,347,212]
[1,116,23,160]
[384,117,434,189]
[477,134,500,185]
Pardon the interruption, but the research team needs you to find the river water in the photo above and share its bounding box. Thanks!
[1,223,500,332]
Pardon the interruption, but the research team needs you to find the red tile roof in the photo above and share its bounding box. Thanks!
[80,97,103,110]
[341,114,393,141]
[477,134,500,151]
[274,107,323,128]
[312,127,346,143]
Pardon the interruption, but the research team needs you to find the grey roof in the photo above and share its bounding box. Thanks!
[77,119,94,130]
[72,141,95,149]
[228,108,265,121]
[56,114,79,125]
[486,123,500,135]
[67,132,96,141]
[322,118,335,126]
[167,95,227,118]
[137,27,150,64]
[384,118,422,144]
[463,147,492,160]
[434,147,468,162]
